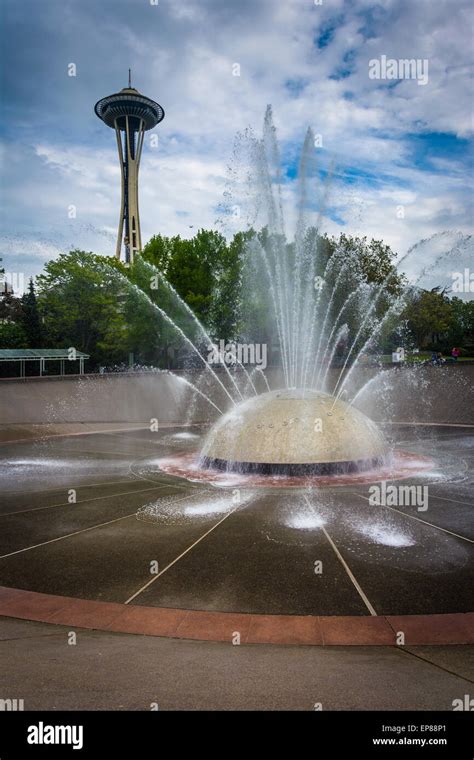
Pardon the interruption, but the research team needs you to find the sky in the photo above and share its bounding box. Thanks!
[1,0,473,290]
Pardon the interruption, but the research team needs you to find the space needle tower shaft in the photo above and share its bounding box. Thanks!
[95,71,164,263]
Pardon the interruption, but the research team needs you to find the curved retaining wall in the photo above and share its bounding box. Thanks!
[0,365,473,431]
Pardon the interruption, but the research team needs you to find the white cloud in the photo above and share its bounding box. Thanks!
[1,0,472,283]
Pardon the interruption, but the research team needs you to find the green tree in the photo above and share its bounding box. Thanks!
[21,278,43,347]
[0,289,23,324]
[165,230,226,327]
[210,231,249,340]
[445,297,474,348]
[0,321,28,348]
[141,234,175,274]
[143,229,244,342]
[36,250,129,366]
[403,288,453,348]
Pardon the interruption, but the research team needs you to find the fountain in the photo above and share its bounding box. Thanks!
[189,108,398,480]
[2,108,472,632]
[103,107,472,489]
[199,389,387,476]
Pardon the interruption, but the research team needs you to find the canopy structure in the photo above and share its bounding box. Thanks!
[0,349,90,377]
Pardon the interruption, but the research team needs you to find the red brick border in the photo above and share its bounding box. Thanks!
[0,586,472,646]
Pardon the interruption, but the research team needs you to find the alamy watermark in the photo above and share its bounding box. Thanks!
[0,698,24,711]
[0,271,25,294]
[369,55,429,86]
[208,340,267,371]
[452,694,474,711]
[452,268,474,293]
[27,722,83,750]
[369,481,428,512]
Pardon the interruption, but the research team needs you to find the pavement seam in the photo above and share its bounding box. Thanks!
[351,492,474,543]
[0,483,171,518]
[123,492,237,604]
[428,493,474,508]
[0,511,139,559]
[398,646,474,685]
[174,610,193,637]
[302,494,377,616]
[1,476,159,498]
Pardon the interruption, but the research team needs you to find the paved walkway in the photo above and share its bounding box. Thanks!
[1,617,473,710]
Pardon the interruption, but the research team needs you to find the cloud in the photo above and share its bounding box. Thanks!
[0,0,472,286]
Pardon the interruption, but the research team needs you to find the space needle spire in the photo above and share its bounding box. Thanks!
[95,76,165,264]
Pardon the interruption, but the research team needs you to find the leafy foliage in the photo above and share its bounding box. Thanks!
[35,250,130,365]
[0,231,471,370]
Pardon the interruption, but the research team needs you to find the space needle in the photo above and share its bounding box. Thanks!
[95,72,165,264]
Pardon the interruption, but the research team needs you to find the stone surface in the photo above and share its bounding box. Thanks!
[200,389,387,468]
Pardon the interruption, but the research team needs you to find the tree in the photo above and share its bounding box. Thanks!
[403,288,453,348]
[141,234,175,274]
[21,278,42,347]
[165,230,226,327]
[209,231,249,340]
[143,229,244,341]
[239,228,275,346]
[36,250,130,367]
[30,228,459,373]
[0,321,28,348]
[318,233,404,291]
[0,289,23,324]
[445,297,474,348]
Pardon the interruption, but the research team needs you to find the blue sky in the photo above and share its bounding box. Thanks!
[0,0,473,288]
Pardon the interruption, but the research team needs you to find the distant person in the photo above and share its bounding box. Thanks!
[451,347,460,362]
[429,352,444,366]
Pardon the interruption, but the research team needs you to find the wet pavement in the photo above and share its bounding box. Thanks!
[0,424,472,617]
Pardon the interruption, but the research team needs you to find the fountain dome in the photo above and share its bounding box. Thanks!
[200,389,388,475]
